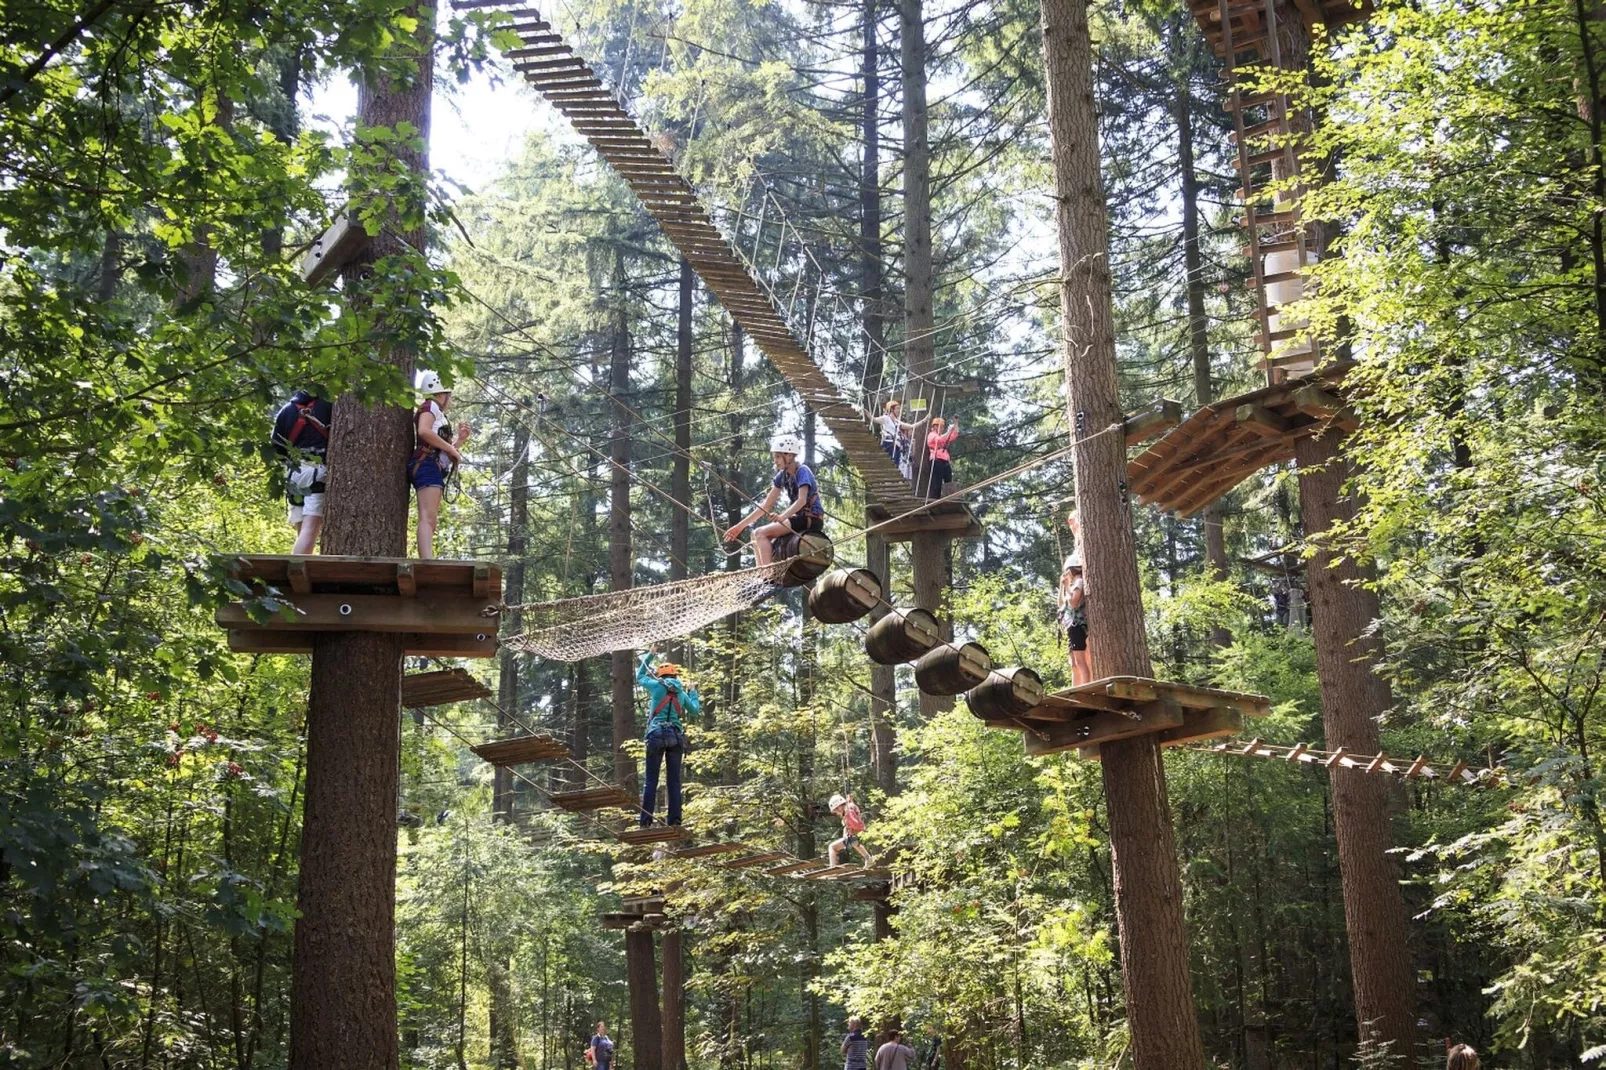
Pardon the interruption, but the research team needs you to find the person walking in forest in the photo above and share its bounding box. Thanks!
[636,650,699,828]
[271,390,332,555]
[1058,553,1091,686]
[1445,1042,1480,1070]
[841,1017,870,1070]
[874,1028,917,1070]
[924,417,959,499]
[827,792,873,867]
[721,434,825,566]
[410,371,471,560]
[584,1021,614,1070]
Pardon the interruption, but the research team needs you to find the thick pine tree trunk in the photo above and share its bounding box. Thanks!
[496,418,531,818]
[610,250,636,791]
[626,929,662,1070]
[861,0,885,396]
[660,930,686,1070]
[290,9,431,1066]
[1176,73,1230,648]
[671,259,694,662]
[1039,0,1205,1065]
[1294,430,1415,1059]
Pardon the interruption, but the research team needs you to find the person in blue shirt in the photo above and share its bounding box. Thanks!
[636,651,700,828]
[721,434,826,566]
[584,1021,614,1070]
[270,390,333,555]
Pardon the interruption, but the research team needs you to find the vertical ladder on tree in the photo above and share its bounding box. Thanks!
[1206,0,1322,384]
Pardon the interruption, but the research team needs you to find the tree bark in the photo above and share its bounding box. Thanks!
[1294,430,1415,1059]
[496,416,531,820]
[1175,67,1230,648]
[626,929,662,1070]
[861,0,885,396]
[660,930,686,1070]
[722,321,746,785]
[610,249,636,791]
[291,6,432,1065]
[671,258,694,661]
[1039,0,1205,1065]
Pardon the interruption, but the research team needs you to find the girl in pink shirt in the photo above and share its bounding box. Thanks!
[925,418,958,499]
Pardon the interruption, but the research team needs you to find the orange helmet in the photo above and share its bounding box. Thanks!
[655,662,681,678]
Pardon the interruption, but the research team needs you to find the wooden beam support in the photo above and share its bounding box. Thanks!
[217,593,497,635]
[1023,698,1185,756]
[1122,398,1184,446]
[1235,402,1292,436]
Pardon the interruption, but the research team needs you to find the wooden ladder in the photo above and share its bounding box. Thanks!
[463,2,930,516]
[1214,0,1322,384]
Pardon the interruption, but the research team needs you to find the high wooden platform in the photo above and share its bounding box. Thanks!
[1125,364,1353,515]
[973,675,1271,757]
[403,668,493,709]
[470,733,571,766]
[216,555,502,658]
[466,3,977,533]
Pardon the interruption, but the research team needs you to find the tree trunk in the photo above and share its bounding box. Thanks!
[496,417,531,819]
[626,929,662,1070]
[1294,430,1415,1059]
[1039,0,1205,1066]
[721,321,746,784]
[661,930,686,1070]
[291,8,432,1065]
[1175,67,1230,648]
[610,249,636,791]
[671,258,694,660]
[861,0,885,396]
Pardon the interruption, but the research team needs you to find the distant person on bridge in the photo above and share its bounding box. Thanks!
[271,390,332,555]
[410,371,471,559]
[873,399,926,474]
[925,417,959,499]
[827,792,872,868]
[722,434,825,566]
[636,651,699,828]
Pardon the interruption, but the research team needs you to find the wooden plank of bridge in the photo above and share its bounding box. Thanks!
[550,786,638,812]
[470,733,571,766]
[402,668,492,709]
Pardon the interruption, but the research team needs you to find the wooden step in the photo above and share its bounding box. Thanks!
[616,826,688,846]
[471,733,570,766]
[550,786,637,812]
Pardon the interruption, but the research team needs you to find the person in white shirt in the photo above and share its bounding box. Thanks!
[872,399,926,475]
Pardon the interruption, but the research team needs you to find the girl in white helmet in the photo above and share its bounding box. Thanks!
[721,434,824,566]
[827,792,872,867]
[410,371,472,559]
[1057,552,1090,686]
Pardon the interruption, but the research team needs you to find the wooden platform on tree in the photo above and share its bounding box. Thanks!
[620,894,666,914]
[974,676,1271,757]
[602,911,669,930]
[403,668,493,709]
[549,786,638,813]
[470,733,571,766]
[1189,0,1371,59]
[616,826,690,846]
[862,499,983,542]
[217,555,503,658]
[810,865,891,882]
[1125,364,1354,516]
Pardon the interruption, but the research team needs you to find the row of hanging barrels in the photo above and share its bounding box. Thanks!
[773,534,1045,721]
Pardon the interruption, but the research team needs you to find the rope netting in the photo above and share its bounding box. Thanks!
[502,561,792,661]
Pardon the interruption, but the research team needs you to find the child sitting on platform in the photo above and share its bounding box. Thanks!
[722,434,825,566]
[827,792,872,868]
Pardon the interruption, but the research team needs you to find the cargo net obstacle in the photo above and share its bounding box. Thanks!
[502,562,789,661]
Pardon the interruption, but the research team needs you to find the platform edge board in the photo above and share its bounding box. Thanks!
[1078,705,1245,760]
[217,593,499,635]
[227,630,499,658]
[1022,698,1187,756]
[222,554,502,596]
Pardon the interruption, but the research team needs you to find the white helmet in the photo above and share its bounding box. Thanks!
[417,370,450,395]
[828,793,847,811]
[771,434,803,457]
[1063,551,1082,570]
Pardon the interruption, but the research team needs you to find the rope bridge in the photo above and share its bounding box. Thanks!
[502,562,791,661]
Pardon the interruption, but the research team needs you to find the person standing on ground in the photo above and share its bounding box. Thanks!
[924,417,959,499]
[1057,553,1090,686]
[841,1017,870,1070]
[271,390,332,555]
[874,1029,917,1070]
[585,1021,614,1070]
[409,371,471,559]
[722,435,824,566]
[636,650,699,828]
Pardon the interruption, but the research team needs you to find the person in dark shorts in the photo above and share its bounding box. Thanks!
[721,434,825,565]
[409,370,471,559]
[1058,552,1090,686]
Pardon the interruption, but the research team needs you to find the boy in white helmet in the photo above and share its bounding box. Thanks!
[721,434,825,566]
[826,792,872,867]
[410,370,472,559]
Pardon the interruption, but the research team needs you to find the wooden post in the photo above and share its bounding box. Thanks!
[626,928,662,1070]
[661,930,686,1070]
[289,6,431,1067]
[1039,0,1205,1064]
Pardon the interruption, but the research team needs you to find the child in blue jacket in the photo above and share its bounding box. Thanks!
[637,651,700,828]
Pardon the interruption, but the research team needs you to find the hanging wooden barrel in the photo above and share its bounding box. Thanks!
[864,607,942,665]
[807,568,883,624]
[965,666,1046,720]
[774,530,835,587]
[914,641,993,696]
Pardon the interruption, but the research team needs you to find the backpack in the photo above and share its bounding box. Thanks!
[842,801,866,835]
